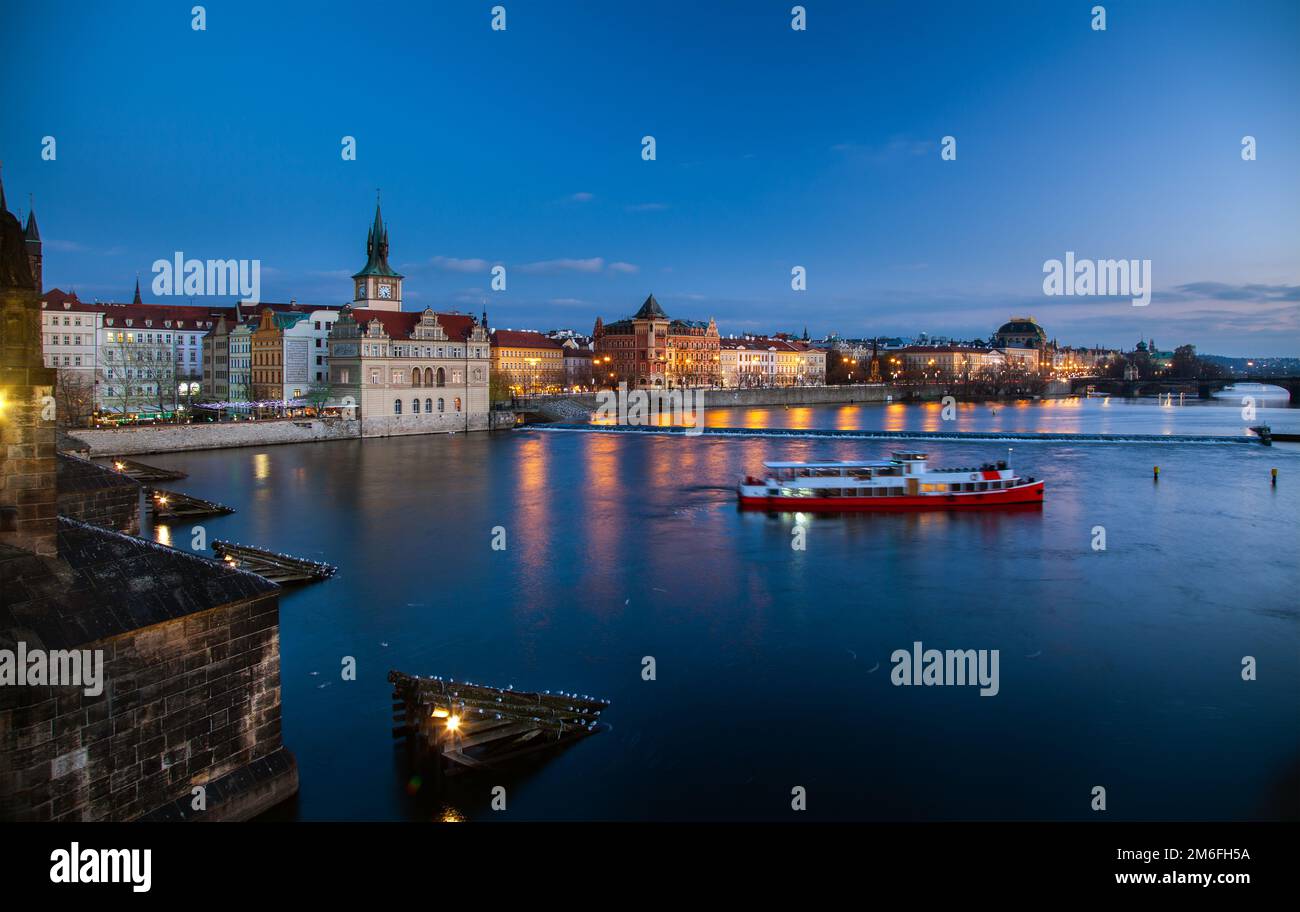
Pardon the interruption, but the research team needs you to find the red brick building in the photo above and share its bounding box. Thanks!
[592,295,720,389]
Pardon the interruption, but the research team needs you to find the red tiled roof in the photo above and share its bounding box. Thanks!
[40,288,82,307]
[350,308,479,342]
[896,345,999,355]
[41,298,339,330]
[490,329,564,349]
[721,337,806,353]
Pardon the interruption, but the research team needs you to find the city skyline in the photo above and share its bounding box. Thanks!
[3,0,1298,357]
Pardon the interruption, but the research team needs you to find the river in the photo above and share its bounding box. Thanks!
[142,394,1299,821]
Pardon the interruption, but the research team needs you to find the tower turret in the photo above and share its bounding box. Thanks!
[24,197,41,293]
[351,195,403,311]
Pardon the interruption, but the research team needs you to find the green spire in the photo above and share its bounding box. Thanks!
[352,195,402,279]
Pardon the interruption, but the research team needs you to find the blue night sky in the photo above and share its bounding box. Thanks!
[2,0,1297,355]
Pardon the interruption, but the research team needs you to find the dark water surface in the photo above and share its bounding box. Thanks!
[144,398,1300,821]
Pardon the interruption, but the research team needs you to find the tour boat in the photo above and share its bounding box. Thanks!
[737,451,1044,511]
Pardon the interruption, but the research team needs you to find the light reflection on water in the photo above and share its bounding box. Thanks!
[142,398,1299,822]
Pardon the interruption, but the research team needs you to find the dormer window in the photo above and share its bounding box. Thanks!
[125,319,133,327]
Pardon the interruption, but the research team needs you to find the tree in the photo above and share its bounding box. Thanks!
[54,370,96,429]
[488,372,514,404]
[304,383,332,413]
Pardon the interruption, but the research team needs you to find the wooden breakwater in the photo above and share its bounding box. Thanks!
[389,671,609,784]
[107,457,188,481]
[213,541,337,584]
[148,488,235,519]
[530,424,1266,445]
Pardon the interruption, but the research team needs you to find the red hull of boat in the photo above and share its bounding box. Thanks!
[737,480,1045,511]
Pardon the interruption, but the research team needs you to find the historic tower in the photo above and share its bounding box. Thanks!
[24,203,41,294]
[0,173,58,556]
[352,199,403,312]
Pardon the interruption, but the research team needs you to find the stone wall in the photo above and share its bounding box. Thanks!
[72,417,362,457]
[697,384,909,408]
[529,384,936,421]
[0,591,293,822]
[55,453,142,535]
[68,412,519,456]
[360,410,494,438]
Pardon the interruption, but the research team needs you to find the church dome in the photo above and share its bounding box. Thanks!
[993,318,1047,347]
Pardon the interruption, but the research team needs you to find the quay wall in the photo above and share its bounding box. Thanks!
[73,418,361,457]
[69,411,517,457]
[528,384,944,421]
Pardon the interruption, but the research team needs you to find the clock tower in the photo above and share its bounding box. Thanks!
[352,198,403,312]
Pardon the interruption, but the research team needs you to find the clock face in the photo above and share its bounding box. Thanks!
[378,284,392,299]
[356,283,366,299]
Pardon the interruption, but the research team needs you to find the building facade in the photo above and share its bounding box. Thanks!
[490,329,565,395]
[202,314,232,400]
[228,322,252,401]
[719,337,826,387]
[328,305,491,437]
[563,347,594,391]
[592,295,721,389]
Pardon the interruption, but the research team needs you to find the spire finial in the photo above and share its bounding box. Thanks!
[133,274,142,305]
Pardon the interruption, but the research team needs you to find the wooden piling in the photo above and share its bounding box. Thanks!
[388,671,609,781]
[212,540,336,584]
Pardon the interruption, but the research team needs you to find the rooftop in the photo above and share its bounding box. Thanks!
[0,517,278,652]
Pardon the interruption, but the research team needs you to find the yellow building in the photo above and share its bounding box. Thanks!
[490,330,566,394]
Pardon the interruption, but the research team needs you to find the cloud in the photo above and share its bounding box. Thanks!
[626,202,669,213]
[45,239,87,253]
[831,136,935,163]
[516,257,605,274]
[45,239,126,256]
[608,261,639,274]
[431,256,493,273]
[1167,282,1300,304]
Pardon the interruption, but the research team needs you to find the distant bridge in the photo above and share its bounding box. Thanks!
[1069,376,1298,405]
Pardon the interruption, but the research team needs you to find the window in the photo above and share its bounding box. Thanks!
[436,367,446,387]
[437,398,445,412]
[424,398,432,413]
[424,367,433,386]
[454,397,462,412]
[394,399,402,415]
[411,398,419,415]
[412,368,422,387]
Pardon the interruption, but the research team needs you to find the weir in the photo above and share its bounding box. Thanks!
[529,424,1265,445]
